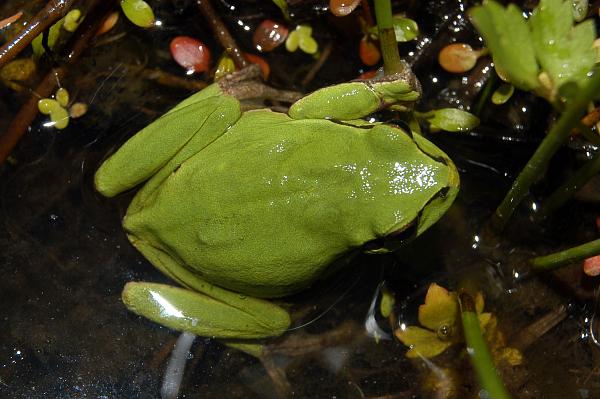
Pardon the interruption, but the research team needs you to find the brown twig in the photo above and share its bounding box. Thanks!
[195,0,248,69]
[265,320,360,357]
[360,0,375,27]
[0,10,23,30]
[510,305,567,351]
[218,66,302,103]
[141,68,208,91]
[0,0,77,69]
[301,41,333,87]
[0,0,118,164]
[259,352,292,398]
[581,105,600,127]
[223,80,302,103]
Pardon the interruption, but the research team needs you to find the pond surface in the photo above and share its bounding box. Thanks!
[1,0,599,398]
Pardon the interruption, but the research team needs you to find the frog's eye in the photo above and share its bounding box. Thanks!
[438,186,450,199]
[386,218,419,242]
[363,217,418,253]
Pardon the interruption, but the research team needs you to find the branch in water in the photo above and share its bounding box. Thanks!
[223,80,302,103]
[195,0,248,69]
[0,0,77,69]
[0,0,118,164]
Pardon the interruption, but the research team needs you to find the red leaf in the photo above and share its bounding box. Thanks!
[244,53,270,80]
[329,0,361,17]
[253,20,288,52]
[170,36,211,73]
[584,255,600,276]
[359,36,381,66]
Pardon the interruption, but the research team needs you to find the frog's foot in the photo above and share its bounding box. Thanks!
[95,83,241,199]
[288,61,421,121]
[123,282,291,341]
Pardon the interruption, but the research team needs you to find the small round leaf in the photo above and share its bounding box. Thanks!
[424,108,480,132]
[491,82,514,105]
[120,0,155,28]
[392,16,419,42]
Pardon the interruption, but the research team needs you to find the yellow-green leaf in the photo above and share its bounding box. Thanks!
[491,82,515,104]
[498,347,523,366]
[475,292,485,314]
[418,283,459,332]
[38,98,61,115]
[63,9,83,32]
[395,326,453,358]
[214,55,236,80]
[380,286,395,318]
[120,0,155,28]
[0,58,36,90]
[478,312,492,330]
[285,31,299,52]
[299,36,318,54]
[56,88,70,107]
[31,17,65,58]
[50,106,70,129]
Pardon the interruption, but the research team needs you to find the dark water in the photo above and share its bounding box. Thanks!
[1,0,599,398]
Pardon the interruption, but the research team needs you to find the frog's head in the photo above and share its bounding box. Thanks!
[362,126,459,255]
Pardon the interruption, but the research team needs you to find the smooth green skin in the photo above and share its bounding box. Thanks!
[95,78,459,346]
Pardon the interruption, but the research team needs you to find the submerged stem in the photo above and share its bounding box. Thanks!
[530,238,600,271]
[196,0,248,69]
[0,0,117,164]
[0,0,77,69]
[459,292,512,399]
[539,151,600,218]
[491,70,600,231]
[373,0,403,75]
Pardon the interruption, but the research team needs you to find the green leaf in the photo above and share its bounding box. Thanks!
[379,286,395,318]
[63,9,83,32]
[422,108,480,132]
[392,16,419,42]
[31,17,65,58]
[55,88,70,107]
[285,25,318,54]
[491,82,514,104]
[120,0,155,28]
[529,0,596,90]
[469,1,540,91]
[271,0,289,19]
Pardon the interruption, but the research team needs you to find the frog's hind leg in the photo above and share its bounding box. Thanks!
[94,84,241,200]
[122,236,291,343]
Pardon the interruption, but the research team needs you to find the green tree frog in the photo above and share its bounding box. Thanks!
[94,73,459,349]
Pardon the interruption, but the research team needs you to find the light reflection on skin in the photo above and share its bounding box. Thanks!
[150,290,185,319]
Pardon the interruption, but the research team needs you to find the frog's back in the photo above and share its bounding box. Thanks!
[124,109,452,297]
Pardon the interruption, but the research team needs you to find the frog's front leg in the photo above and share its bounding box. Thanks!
[288,62,421,121]
[94,83,241,199]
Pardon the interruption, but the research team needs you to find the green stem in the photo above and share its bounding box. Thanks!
[491,70,600,231]
[459,292,512,399]
[539,151,600,218]
[530,238,600,271]
[473,71,498,116]
[373,0,403,75]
